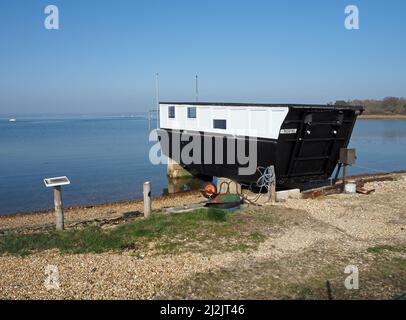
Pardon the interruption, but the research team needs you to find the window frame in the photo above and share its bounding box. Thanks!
[213,119,227,130]
[168,106,175,119]
[187,106,197,119]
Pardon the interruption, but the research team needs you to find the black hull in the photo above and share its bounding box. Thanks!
[158,106,361,190]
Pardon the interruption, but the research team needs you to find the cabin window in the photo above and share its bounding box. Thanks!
[213,119,227,129]
[168,106,175,119]
[187,107,196,119]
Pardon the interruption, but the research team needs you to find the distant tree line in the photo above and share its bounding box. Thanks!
[334,97,406,115]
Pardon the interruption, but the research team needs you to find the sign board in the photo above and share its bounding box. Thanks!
[44,176,70,188]
[280,128,297,135]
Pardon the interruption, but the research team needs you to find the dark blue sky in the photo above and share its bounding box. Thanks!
[0,0,405,115]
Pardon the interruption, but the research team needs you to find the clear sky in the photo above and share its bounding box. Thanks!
[0,0,405,115]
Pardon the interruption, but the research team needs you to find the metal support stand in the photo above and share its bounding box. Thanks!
[332,163,342,185]
[343,164,348,186]
[339,148,356,190]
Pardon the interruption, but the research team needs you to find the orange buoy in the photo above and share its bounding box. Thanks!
[200,182,217,199]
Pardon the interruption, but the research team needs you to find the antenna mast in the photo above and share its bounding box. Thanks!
[195,74,199,102]
[155,73,159,129]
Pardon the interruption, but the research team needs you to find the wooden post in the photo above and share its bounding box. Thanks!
[266,165,276,203]
[143,181,151,218]
[270,165,276,203]
[53,186,64,230]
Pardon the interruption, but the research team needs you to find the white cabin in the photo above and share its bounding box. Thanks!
[159,102,289,140]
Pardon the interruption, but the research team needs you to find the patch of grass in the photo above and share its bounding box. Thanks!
[286,256,406,300]
[393,257,406,267]
[367,245,405,254]
[0,208,267,256]
[249,231,267,241]
[292,286,318,300]
[163,245,406,300]
[155,241,181,254]
[231,243,256,253]
[0,226,127,256]
[377,257,406,277]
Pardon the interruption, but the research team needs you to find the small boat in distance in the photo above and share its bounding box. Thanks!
[8,118,16,122]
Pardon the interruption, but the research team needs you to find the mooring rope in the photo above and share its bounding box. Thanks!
[256,166,275,191]
[240,166,275,205]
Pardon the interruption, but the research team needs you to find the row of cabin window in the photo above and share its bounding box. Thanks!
[168,106,227,129]
[168,106,196,119]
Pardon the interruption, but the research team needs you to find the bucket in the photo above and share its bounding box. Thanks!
[344,180,357,194]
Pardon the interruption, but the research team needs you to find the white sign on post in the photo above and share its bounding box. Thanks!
[44,176,70,188]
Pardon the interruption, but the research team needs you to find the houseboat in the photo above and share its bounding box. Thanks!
[157,102,364,190]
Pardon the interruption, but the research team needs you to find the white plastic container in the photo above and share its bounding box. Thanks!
[344,180,357,194]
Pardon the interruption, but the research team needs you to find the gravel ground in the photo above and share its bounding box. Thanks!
[280,178,406,242]
[0,175,405,299]
[0,251,217,299]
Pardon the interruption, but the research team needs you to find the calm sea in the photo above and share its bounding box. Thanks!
[1,117,406,215]
[0,117,166,215]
